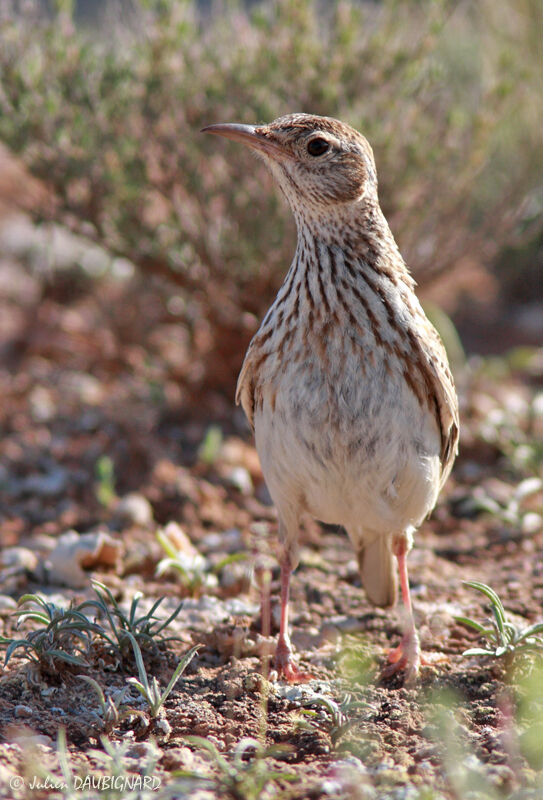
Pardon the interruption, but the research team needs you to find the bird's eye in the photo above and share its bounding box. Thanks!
[307,138,330,157]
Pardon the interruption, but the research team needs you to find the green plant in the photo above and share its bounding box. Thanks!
[156,528,247,597]
[54,727,163,800]
[155,528,215,596]
[0,593,104,672]
[126,632,200,718]
[181,736,296,800]
[425,685,543,800]
[95,455,117,508]
[87,580,185,660]
[77,675,146,735]
[457,581,543,661]
[1,0,542,395]
[198,425,223,465]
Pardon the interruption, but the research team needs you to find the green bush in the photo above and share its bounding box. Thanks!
[1,0,542,329]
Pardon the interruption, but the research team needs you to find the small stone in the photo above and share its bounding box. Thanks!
[63,371,105,405]
[154,716,172,741]
[0,594,17,613]
[243,673,265,693]
[115,493,154,527]
[28,385,56,422]
[217,676,244,700]
[219,560,251,595]
[200,528,244,554]
[14,704,33,718]
[126,741,160,760]
[46,529,121,588]
[226,466,253,495]
[161,746,212,775]
[515,477,543,500]
[21,466,68,497]
[1,547,38,572]
[32,735,53,748]
[522,513,542,535]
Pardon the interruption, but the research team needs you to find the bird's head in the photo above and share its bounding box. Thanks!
[202,113,378,226]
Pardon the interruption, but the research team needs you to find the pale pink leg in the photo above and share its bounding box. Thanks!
[383,536,421,685]
[274,558,312,682]
[259,569,271,639]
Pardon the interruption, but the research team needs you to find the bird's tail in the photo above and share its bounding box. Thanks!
[357,537,397,608]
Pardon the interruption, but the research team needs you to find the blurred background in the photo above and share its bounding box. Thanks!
[0,0,542,538]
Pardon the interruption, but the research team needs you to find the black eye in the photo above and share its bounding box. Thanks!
[307,137,330,157]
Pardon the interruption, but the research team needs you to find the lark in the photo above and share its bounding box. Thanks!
[202,114,459,684]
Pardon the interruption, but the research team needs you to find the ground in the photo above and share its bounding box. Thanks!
[0,221,542,799]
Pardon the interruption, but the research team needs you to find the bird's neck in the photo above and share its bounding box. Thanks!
[292,200,415,292]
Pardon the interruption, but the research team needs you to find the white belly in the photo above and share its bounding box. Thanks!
[254,357,441,540]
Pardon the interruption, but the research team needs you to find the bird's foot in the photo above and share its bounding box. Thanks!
[274,638,313,683]
[382,628,421,686]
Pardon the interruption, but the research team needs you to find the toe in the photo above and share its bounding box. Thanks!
[274,642,313,683]
[382,632,421,684]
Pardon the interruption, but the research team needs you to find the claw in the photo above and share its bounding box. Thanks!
[274,637,313,683]
[382,628,421,685]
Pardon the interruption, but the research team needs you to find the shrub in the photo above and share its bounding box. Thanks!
[1,0,541,377]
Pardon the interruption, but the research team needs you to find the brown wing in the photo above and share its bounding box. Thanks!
[235,344,258,432]
[418,321,459,487]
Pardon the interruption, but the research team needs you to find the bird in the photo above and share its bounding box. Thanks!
[202,113,459,684]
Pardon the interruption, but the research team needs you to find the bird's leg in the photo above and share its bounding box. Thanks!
[383,534,420,684]
[274,555,311,683]
[259,568,271,639]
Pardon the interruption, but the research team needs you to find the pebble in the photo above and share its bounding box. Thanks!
[14,705,34,718]
[125,741,160,760]
[28,385,56,422]
[19,466,68,497]
[115,493,154,527]
[522,513,542,534]
[225,466,253,495]
[200,528,245,554]
[322,757,371,797]
[242,673,266,693]
[45,529,121,588]
[0,594,17,613]
[161,746,212,774]
[1,547,38,572]
[153,716,172,741]
[31,735,53,748]
[219,561,251,594]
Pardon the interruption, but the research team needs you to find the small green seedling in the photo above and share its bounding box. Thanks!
[182,736,295,800]
[87,580,185,660]
[0,594,104,672]
[456,581,543,660]
[197,425,223,465]
[77,675,146,734]
[156,528,247,597]
[126,633,200,717]
[54,727,162,799]
[95,455,117,508]
[292,691,366,747]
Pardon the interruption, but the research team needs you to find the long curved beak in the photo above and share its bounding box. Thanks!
[201,123,284,158]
